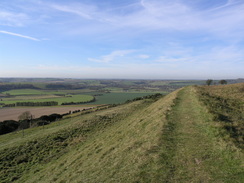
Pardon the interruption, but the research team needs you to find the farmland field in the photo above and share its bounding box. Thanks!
[3,89,93,95]
[0,106,95,121]
[86,92,156,104]
[1,94,94,105]
[1,78,243,123]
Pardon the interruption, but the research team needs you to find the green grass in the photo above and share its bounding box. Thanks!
[0,90,177,182]
[2,89,92,96]
[0,86,243,182]
[157,87,244,182]
[196,84,244,149]
[3,89,49,95]
[1,94,94,105]
[89,92,156,104]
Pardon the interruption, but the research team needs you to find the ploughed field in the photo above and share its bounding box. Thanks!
[0,106,94,121]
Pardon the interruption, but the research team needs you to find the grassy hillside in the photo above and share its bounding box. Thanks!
[0,85,243,182]
[196,83,244,148]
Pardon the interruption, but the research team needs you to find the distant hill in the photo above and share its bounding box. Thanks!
[0,84,243,182]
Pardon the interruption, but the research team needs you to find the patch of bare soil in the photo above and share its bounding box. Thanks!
[0,106,95,121]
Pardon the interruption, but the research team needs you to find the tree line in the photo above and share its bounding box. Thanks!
[0,112,64,135]
[16,101,58,106]
[206,79,228,86]
[2,101,58,107]
[2,99,96,107]
[61,97,95,105]
[0,84,37,92]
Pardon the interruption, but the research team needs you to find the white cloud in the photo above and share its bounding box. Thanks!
[0,30,40,41]
[156,56,190,63]
[138,54,150,59]
[88,50,135,63]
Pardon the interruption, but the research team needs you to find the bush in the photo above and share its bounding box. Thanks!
[39,113,62,122]
[0,120,19,135]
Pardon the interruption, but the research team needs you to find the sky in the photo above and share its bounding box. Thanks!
[0,0,244,79]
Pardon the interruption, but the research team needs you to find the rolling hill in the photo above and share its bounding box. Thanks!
[0,84,243,182]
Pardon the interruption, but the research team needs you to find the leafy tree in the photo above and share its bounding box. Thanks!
[219,80,227,85]
[206,79,213,86]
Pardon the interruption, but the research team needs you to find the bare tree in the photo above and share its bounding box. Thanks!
[18,111,34,129]
[18,111,32,121]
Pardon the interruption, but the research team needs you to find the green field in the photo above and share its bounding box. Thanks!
[1,89,160,106]
[3,89,94,96]
[88,92,156,104]
[3,89,51,95]
[1,94,94,105]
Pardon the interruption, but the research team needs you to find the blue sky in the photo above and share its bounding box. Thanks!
[0,0,243,79]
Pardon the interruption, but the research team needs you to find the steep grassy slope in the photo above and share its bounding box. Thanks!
[0,91,178,182]
[0,85,243,183]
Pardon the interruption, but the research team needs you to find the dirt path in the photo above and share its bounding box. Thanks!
[159,87,243,182]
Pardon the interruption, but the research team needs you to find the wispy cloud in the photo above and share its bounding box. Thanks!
[88,50,135,63]
[0,11,29,26]
[156,56,190,63]
[2,0,244,39]
[0,30,40,41]
[155,44,244,66]
[50,4,94,20]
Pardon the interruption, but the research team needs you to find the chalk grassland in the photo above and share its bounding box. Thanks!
[196,83,244,149]
[0,106,95,121]
[0,89,179,182]
[199,83,244,101]
[0,85,243,182]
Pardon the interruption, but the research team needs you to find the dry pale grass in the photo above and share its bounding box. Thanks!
[202,83,244,101]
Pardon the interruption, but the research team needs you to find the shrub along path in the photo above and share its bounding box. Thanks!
[159,87,243,182]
